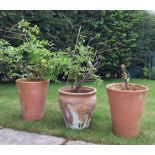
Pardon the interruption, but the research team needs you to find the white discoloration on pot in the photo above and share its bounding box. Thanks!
[65,104,90,129]
[65,109,70,120]
[68,105,82,129]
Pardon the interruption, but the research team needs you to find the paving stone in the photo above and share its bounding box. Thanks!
[0,128,95,145]
[66,140,94,145]
[0,128,65,145]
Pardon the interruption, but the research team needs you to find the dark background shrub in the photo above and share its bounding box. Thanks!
[0,10,155,80]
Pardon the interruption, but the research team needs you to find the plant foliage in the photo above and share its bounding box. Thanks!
[1,20,64,81]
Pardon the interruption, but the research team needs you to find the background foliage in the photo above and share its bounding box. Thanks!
[0,10,155,80]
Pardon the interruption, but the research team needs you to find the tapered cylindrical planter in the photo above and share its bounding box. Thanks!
[106,83,148,138]
[16,79,49,121]
[59,86,96,129]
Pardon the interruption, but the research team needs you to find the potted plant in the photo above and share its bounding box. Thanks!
[58,27,102,129]
[106,64,149,137]
[13,20,61,121]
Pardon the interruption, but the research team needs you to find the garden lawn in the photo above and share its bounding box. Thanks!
[0,79,155,144]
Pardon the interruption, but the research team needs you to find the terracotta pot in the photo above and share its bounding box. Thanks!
[59,86,96,129]
[16,79,49,121]
[106,83,148,138]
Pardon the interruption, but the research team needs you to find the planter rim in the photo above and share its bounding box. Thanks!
[58,86,97,96]
[16,78,50,84]
[106,83,149,93]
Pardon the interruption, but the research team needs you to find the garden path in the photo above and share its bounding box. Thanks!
[0,127,94,145]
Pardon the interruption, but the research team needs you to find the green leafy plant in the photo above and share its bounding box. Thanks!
[0,39,20,80]
[1,20,63,81]
[143,67,150,78]
[64,27,103,93]
[0,11,145,78]
[142,66,155,80]
[149,67,155,80]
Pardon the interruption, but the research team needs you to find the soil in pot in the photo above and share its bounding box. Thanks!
[16,79,49,121]
[106,83,148,138]
[59,86,97,129]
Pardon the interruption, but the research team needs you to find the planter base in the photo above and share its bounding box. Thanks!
[23,113,44,121]
[113,126,140,138]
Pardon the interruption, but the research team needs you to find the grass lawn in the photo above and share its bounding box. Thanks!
[0,79,155,144]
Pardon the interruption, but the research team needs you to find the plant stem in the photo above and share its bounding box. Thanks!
[74,25,81,51]
[71,26,82,92]
[121,64,130,90]
[124,79,130,90]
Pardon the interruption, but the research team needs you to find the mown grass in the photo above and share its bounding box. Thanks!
[0,79,155,144]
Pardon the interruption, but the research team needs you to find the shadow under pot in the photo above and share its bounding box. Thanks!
[106,83,148,138]
[16,79,50,121]
[58,86,96,129]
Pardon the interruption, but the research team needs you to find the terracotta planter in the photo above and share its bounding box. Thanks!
[16,79,49,121]
[106,83,148,138]
[59,86,96,129]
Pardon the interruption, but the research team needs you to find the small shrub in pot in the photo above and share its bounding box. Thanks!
[106,64,149,138]
[58,27,103,129]
[11,20,62,121]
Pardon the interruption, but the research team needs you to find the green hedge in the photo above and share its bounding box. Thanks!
[0,11,155,78]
